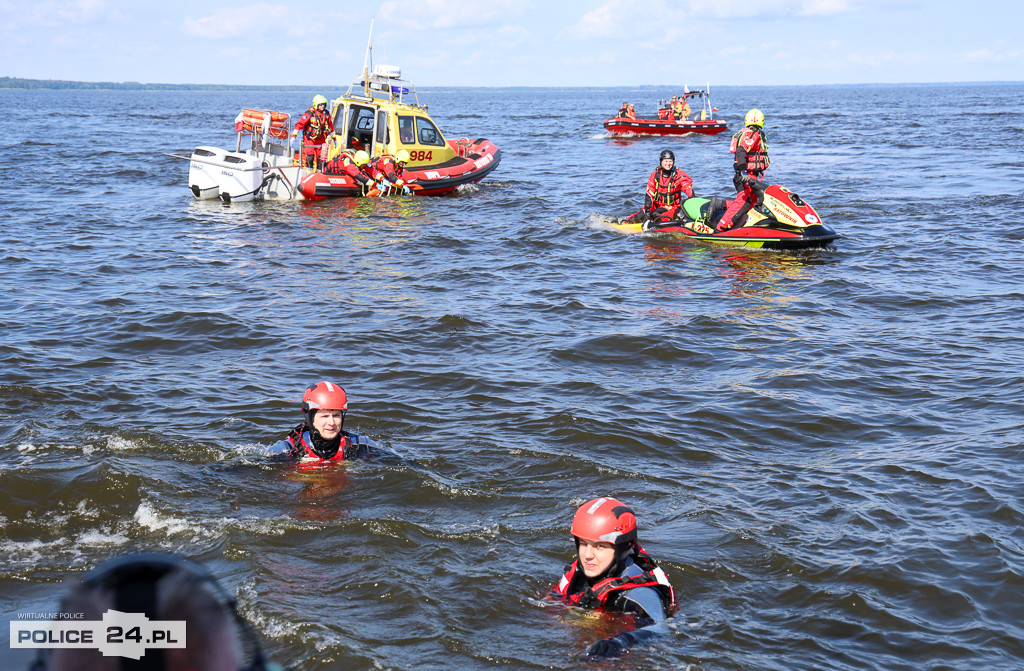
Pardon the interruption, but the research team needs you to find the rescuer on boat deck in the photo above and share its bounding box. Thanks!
[551,497,676,658]
[624,149,694,226]
[617,101,631,118]
[719,108,771,231]
[672,95,691,121]
[270,381,377,461]
[292,94,335,169]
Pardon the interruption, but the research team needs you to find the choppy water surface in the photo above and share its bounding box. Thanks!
[2,83,1023,670]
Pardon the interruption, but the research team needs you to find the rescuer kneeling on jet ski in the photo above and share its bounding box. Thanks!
[551,497,676,658]
[270,381,377,462]
[624,149,694,226]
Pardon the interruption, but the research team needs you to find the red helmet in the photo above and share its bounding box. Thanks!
[571,497,637,546]
[301,381,348,413]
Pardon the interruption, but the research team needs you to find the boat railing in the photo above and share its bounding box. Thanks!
[233,109,297,163]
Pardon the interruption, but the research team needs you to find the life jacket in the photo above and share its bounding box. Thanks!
[324,150,371,185]
[552,546,676,616]
[299,107,334,144]
[618,105,629,118]
[647,167,692,208]
[284,423,354,461]
[730,126,770,174]
[370,155,404,183]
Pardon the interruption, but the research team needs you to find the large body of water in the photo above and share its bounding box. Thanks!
[2,82,1023,670]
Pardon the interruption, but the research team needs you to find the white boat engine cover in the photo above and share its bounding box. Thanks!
[217,152,265,203]
[188,146,227,199]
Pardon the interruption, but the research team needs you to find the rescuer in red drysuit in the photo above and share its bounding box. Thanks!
[368,150,412,195]
[269,381,377,462]
[624,149,694,226]
[719,108,771,231]
[322,147,375,190]
[550,496,676,658]
[291,94,335,169]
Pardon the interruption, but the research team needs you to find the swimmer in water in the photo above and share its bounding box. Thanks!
[551,496,676,657]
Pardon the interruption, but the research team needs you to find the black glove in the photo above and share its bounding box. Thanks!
[587,636,626,658]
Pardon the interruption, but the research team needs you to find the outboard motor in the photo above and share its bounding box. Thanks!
[187,146,227,200]
[217,153,266,203]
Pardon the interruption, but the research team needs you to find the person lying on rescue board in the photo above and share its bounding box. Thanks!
[550,497,676,658]
[269,381,377,462]
[623,149,694,227]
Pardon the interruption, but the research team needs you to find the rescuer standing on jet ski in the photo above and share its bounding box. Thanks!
[551,497,676,658]
[720,108,771,231]
[625,149,694,226]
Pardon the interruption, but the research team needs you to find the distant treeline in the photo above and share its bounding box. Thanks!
[0,77,321,91]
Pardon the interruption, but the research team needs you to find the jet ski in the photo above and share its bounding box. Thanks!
[610,183,839,250]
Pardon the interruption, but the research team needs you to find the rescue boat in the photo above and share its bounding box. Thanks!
[606,183,839,250]
[170,37,500,203]
[294,64,501,200]
[604,88,728,137]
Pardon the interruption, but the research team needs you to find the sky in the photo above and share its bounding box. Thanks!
[1,0,1022,87]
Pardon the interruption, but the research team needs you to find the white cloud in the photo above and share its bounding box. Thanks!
[570,0,629,38]
[183,4,290,39]
[1,0,114,29]
[380,0,530,30]
[798,0,853,16]
[568,0,862,28]
[965,47,1023,64]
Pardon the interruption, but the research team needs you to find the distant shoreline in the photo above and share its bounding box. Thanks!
[0,77,322,91]
[2,76,1021,91]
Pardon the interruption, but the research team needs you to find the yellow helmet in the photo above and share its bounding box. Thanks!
[395,149,411,163]
[744,108,765,127]
[312,94,328,107]
[353,150,370,166]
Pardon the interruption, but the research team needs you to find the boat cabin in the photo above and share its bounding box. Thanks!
[329,65,456,167]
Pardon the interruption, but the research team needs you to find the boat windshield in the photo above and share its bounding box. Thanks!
[417,117,444,146]
[398,115,445,147]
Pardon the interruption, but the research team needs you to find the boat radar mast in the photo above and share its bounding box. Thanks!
[346,20,424,109]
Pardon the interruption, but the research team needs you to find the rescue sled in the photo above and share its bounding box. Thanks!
[604,88,728,137]
[608,183,839,250]
[169,31,500,203]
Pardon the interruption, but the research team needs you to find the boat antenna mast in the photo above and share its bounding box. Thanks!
[361,19,374,98]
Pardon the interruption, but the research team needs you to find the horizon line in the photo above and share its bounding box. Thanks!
[2,76,1023,91]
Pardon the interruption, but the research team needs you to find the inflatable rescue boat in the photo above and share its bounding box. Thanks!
[605,88,728,137]
[170,43,500,202]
